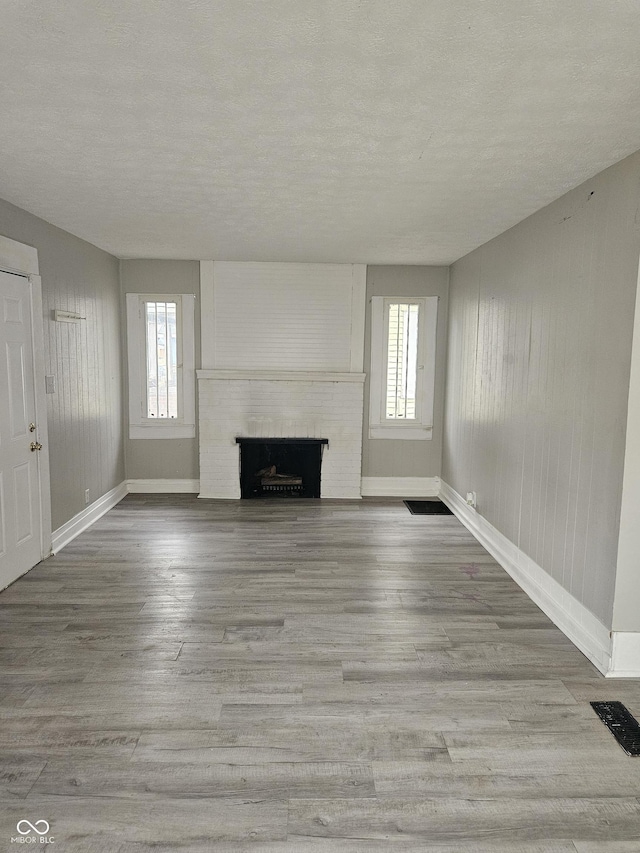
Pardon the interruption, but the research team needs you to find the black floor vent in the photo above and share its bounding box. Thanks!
[591,701,640,755]
[403,500,453,515]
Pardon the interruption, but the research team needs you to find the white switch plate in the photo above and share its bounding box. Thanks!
[45,375,56,394]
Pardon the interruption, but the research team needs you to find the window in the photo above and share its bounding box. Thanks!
[369,296,438,440]
[145,300,178,420]
[386,302,420,420]
[126,293,196,439]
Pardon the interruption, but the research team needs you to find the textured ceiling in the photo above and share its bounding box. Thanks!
[1,1,640,263]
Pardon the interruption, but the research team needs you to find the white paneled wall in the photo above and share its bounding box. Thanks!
[443,151,640,629]
[43,255,123,530]
[202,262,365,372]
[198,375,364,499]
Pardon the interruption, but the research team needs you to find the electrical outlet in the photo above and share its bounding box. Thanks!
[84,489,90,505]
[466,491,477,509]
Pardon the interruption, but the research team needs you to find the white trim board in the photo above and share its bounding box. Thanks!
[199,260,215,369]
[605,631,640,678]
[439,480,613,676]
[361,477,440,497]
[609,633,640,678]
[51,479,200,553]
[29,273,52,564]
[0,235,39,276]
[127,479,200,493]
[349,264,367,373]
[51,482,128,554]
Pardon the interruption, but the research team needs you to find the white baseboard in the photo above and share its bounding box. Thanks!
[127,479,200,493]
[439,480,613,676]
[361,476,440,498]
[609,632,640,677]
[51,481,128,554]
[51,480,200,554]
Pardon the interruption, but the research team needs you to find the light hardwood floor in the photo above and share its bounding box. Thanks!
[1,495,640,851]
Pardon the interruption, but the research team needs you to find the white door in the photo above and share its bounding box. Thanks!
[0,269,44,588]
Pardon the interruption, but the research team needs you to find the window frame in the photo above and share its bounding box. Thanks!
[368,295,438,440]
[126,292,196,440]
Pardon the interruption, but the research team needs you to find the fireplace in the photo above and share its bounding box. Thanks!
[197,372,365,499]
[236,437,328,499]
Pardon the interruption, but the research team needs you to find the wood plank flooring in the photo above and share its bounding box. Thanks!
[1,494,640,851]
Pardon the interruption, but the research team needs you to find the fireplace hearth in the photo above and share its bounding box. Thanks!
[236,437,328,499]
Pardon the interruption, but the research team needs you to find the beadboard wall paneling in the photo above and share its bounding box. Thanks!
[120,260,201,480]
[362,265,449,479]
[0,197,124,531]
[443,150,640,629]
[209,262,363,372]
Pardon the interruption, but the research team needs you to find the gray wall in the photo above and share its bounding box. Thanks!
[0,197,124,531]
[362,265,449,479]
[443,151,640,628]
[120,259,200,481]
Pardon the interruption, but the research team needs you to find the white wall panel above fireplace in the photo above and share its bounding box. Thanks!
[201,262,366,373]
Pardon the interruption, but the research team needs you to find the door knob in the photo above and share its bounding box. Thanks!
[29,423,36,432]
[30,442,42,452]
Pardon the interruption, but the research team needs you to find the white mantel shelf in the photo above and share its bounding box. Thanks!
[197,370,366,383]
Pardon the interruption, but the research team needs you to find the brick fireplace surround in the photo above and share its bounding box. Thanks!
[197,370,365,500]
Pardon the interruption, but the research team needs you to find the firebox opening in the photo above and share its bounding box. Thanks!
[236,437,328,499]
